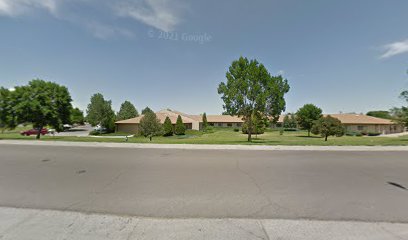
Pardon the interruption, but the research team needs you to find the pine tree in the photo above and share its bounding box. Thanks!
[174,115,186,135]
[202,112,208,131]
[163,116,173,136]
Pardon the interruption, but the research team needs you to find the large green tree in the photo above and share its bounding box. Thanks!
[141,106,154,115]
[175,115,186,135]
[283,113,297,129]
[116,101,139,121]
[70,108,85,125]
[366,110,392,119]
[11,80,73,139]
[296,104,323,136]
[311,115,345,141]
[163,116,173,136]
[139,111,162,141]
[218,57,290,141]
[86,93,115,132]
[0,87,17,132]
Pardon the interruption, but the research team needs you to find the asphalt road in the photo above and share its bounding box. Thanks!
[0,144,407,223]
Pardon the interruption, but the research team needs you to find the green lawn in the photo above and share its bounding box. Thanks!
[1,127,408,146]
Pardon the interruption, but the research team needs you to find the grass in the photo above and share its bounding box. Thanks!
[1,127,408,146]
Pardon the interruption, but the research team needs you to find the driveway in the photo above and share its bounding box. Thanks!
[55,124,93,137]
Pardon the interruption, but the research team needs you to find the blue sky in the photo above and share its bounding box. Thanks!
[0,0,408,115]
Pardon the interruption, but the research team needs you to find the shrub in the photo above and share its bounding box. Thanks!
[163,116,173,136]
[89,130,101,136]
[233,128,239,132]
[284,128,297,131]
[174,115,186,135]
[355,132,363,137]
[368,132,381,136]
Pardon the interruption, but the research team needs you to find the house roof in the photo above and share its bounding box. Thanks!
[115,109,197,124]
[324,114,397,125]
[205,115,243,123]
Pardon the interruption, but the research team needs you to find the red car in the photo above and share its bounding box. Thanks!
[21,128,49,136]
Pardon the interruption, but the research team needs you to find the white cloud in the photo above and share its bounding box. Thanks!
[380,39,408,59]
[0,0,187,38]
[0,0,58,16]
[115,0,184,32]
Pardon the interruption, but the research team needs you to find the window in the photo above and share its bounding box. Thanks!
[227,123,232,127]
[218,123,222,127]
[357,126,364,131]
[237,123,242,127]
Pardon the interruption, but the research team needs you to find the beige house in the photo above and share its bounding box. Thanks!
[115,109,243,134]
[277,113,404,134]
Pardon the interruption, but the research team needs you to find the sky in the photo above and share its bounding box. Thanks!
[0,0,408,115]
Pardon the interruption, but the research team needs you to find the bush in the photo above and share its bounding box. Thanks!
[233,128,239,132]
[284,128,297,131]
[89,130,101,136]
[163,116,173,136]
[368,132,381,136]
[175,115,186,135]
[355,132,363,137]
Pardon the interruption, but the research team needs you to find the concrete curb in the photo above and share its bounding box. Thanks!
[0,207,407,240]
[1,140,408,151]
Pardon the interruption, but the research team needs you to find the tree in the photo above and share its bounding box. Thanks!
[218,56,290,141]
[12,80,72,139]
[283,113,297,129]
[174,115,186,135]
[86,93,116,132]
[70,108,85,125]
[242,112,266,137]
[366,111,392,119]
[0,87,17,132]
[202,112,208,131]
[311,115,345,141]
[116,101,138,121]
[139,111,162,141]
[296,104,323,136]
[163,116,173,136]
[141,106,154,115]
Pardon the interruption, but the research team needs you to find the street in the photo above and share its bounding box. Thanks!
[0,143,407,223]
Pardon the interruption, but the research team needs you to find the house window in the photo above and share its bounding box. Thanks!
[218,123,222,127]
[357,126,364,131]
[209,123,214,126]
[237,123,242,127]
[227,123,232,127]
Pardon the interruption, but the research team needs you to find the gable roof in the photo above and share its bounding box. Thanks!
[115,109,197,125]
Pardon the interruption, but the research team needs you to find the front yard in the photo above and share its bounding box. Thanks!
[1,127,408,146]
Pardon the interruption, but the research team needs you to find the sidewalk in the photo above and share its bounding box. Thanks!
[1,139,408,151]
[0,207,407,240]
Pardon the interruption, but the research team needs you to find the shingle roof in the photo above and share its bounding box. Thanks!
[205,115,243,123]
[325,114,396,125]
[115,109,196,124]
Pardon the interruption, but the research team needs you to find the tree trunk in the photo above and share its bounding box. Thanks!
[325,135,328,141]
[308,129,310,137]
[149,136,152,141]
[247,117,252,142]
[36,126,42,140]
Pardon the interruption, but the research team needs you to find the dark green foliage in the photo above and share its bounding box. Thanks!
[141,107,154,115]
[233,128,240,132]
[163,116,173,136]
[11,80,72,139]
[202,113,208,131]
[175,115,186,135]
[368,132,381,136]
[242,113,265,135]
[0,87,17,132]
[86,93,116,132]
[218,56,290,141]
[366,111,392,119]
[70,108,85,125]
[117,101,139,121]
[311,115,345,141]
[139,111,162,141]
[296,104,323,136]
[283,113,297,129]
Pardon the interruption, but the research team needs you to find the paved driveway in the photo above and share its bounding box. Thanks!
[55,124,93,137]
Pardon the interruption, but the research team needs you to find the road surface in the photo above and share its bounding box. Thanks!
[0,144,407,223]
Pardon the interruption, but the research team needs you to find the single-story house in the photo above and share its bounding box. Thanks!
[277,113,404,134]
[115,109,244,134]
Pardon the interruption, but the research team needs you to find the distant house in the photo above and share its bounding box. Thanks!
[115,109,243,134]
[277,113,404,134]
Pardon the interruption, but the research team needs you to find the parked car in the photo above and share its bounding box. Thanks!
[63,124,73,131]
[20,128,49,136]
[94,124,107,132]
